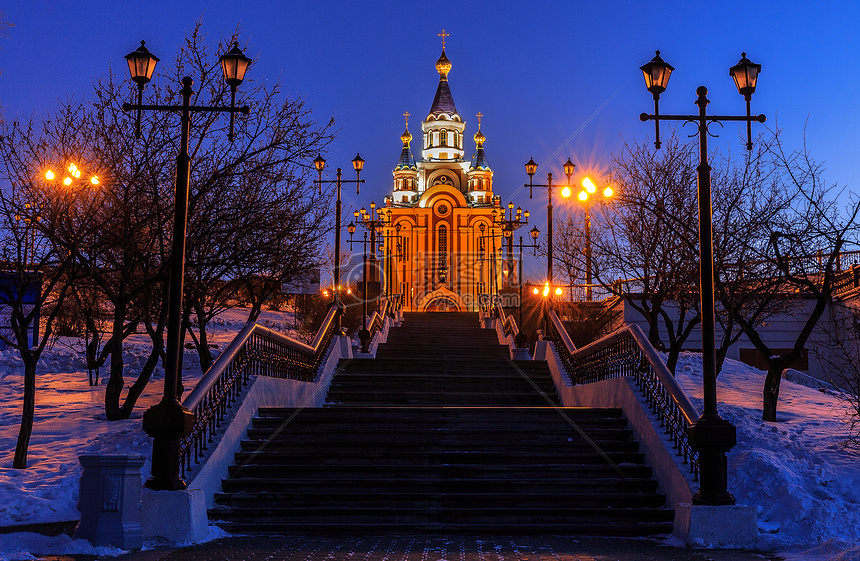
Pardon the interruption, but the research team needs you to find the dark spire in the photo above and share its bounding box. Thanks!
[428,49,458,118]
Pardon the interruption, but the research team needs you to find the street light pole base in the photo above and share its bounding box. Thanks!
[687,416,737,506]
[142,400,195,491]
[358,328,371,354]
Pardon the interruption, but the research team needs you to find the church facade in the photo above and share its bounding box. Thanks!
[375,44,506,311]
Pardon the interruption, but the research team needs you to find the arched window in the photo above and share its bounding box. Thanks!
[438,223,448,281]
[440,129,448,147]
[453,130,459,148]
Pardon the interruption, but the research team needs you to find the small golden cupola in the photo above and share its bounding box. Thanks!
[392,111,419,204]
[467,112,493,205]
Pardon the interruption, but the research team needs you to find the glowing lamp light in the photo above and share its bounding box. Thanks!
[640,50,673,98]
[323,290,330,297]
[533,288,539,295]
[578,191,588,201]
[561,186,571,198]
[583,177,597,194]
[91,176,100,185]
[555,287,562,296]
[45,170,55,180]
[124,40,160,86]
[63,177,72,186]
[729,52,761,99]
[219,43,252,88]
[604,187,613,198]
[347,288,352,295]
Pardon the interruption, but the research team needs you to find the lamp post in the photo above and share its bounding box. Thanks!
[639,50,766,506]
[576,177,614,301]
[477,222,502,301]
[347,222,380,353]
[376,216,403,296]
[349,201,391,353]
[513,229,540,348]
[524,157,575,332]
[313,154,365,334]
[122,39,251,491]
[494,201,531,289]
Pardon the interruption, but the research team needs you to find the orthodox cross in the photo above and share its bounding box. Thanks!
[476,112,483,129]
[438,29,449,49]
[403,111,410,127]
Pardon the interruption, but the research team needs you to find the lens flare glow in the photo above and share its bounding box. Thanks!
[561,186,571,198]
[90,176,100,185]
[555,287,562,296]
[604,187,613,198]
[583,177,597,194]
[63,177,72,186]
[578,191,588,201]
[45,170,55,180]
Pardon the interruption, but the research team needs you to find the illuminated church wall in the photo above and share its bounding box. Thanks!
[377,37,505,311]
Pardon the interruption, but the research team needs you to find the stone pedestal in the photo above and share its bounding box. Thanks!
[674,503,757,547]
[510,346,531,360]
[76,455,145,549]
[140,487,209,544]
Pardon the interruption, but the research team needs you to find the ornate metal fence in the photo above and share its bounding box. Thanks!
[177,297,400,474]
[178,305,337,473]
[492,296,519,339]
[545,309,701,479]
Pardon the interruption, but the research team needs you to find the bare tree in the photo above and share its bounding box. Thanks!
[0,120,97,468]
[719,133,860,421]
[813,300,860,447]
[587,133,701,374]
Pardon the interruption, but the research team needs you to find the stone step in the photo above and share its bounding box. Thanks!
[207,520,674,537]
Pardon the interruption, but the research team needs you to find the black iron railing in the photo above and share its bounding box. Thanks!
[178,304,340,474]
[832,264,860,298]
[491,296,519,340]
[546,309,701,479]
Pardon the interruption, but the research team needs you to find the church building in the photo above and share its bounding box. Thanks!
[376,39,506,311]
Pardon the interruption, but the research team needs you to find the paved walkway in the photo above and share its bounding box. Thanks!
[97,535,781,561]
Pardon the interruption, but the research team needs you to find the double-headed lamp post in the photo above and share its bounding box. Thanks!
[313,154,365,334]
[122,39,251,491]
[513,228,540,349]
[639,50,766,506]
[494,201,530,289]
[576,177,614,301]
[350,202,392,352]
[524,157,575,332]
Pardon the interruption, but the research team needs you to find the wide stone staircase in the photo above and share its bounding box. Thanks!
[210,312,673,535]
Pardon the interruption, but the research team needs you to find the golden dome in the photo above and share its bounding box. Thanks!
[474,129,485,147]
[436,50,451,78]
[401,128,412,145]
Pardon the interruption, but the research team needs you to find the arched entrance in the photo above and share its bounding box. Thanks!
[424,296,460,311]
[417,285,467,312]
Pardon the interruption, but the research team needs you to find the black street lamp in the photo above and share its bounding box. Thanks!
[376,215,403,297]
[314,154,365,334]
[524,157,575,332]
[351,201,392,352]
[122,39,251,491]
[494,201,531,289]
[513,229,540,349]
[477,222,502,301]
[639,50,766,506]
[576,177,614,301]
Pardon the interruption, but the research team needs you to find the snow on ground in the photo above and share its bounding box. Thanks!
[0,306,293,559]
[674,352,860,559]
[0,309,858,559]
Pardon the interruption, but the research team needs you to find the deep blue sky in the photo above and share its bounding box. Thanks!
[0,1,857,281]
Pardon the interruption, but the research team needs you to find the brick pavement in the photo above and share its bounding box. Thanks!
[94,535,781,561]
